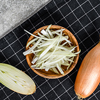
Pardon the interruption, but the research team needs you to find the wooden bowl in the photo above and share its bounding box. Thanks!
[26,25,80,79]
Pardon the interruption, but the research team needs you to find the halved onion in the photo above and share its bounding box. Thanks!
[0,63,36,95]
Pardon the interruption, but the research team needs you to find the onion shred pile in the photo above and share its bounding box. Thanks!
[23,25,80,74]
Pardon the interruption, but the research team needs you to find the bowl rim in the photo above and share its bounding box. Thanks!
[26,25,80,79]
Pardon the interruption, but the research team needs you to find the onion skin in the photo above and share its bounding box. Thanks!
[74,42,100,99]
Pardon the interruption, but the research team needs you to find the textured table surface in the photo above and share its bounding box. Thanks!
[0,0,100,100]
[0,0,50,38]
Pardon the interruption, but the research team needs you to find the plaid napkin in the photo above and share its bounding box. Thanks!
[0,0,100,100]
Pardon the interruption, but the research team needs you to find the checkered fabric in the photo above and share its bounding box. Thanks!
[0,0,100,100]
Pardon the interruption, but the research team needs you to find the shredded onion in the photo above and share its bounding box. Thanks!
[23,25,80,74]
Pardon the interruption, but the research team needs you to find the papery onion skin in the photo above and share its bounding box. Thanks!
[74,42,100,99]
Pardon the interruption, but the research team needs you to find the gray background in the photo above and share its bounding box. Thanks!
[0,0,50,38]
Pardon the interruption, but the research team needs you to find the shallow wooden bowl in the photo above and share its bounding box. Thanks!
[26,25,79,79]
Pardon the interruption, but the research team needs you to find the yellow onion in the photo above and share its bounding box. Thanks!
[74,42,100,99]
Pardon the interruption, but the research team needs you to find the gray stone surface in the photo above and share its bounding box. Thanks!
[0,0,50,38]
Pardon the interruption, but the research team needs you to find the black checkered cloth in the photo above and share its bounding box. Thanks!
[0,0,100,100]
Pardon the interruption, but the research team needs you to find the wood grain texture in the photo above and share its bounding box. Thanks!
[26,25,80,79]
